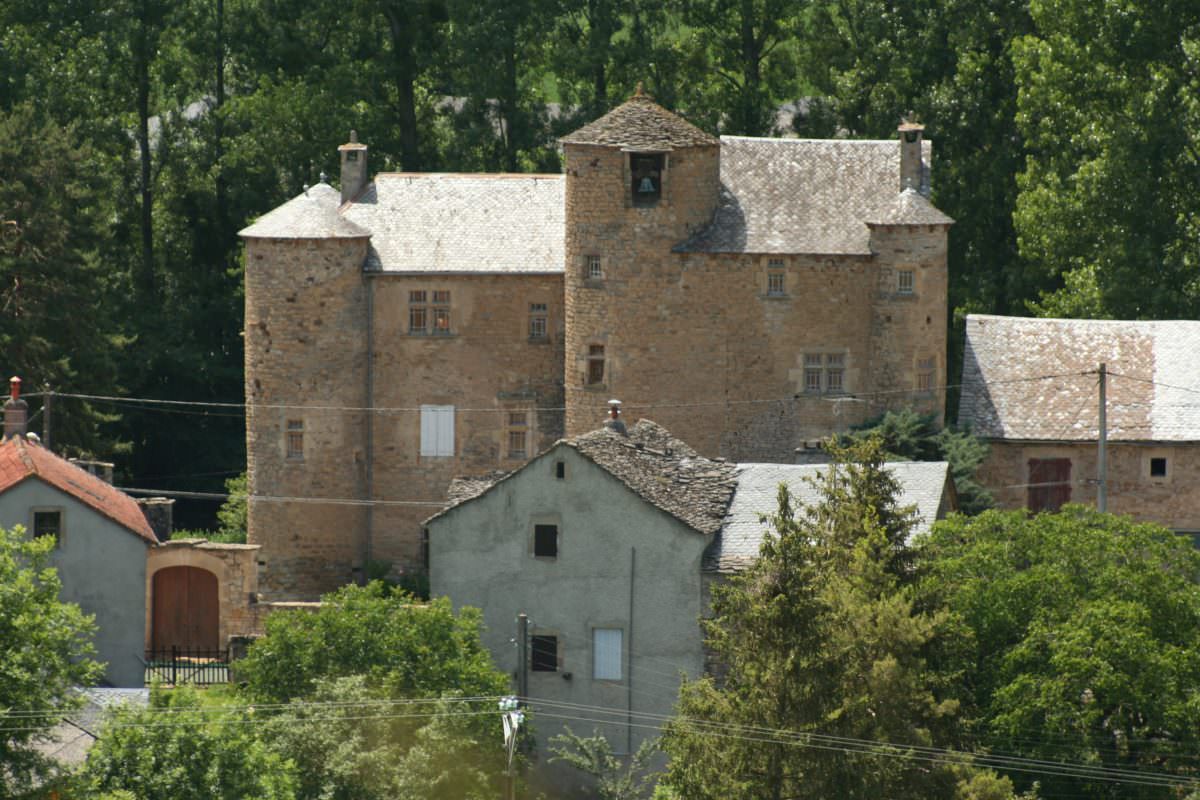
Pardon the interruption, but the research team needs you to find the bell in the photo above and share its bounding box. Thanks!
[638,176,656,193]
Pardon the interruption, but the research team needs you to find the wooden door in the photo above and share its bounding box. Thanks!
[1028,458,1072,512]
[151,566,219,651]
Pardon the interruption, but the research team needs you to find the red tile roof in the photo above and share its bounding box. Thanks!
[0,436,156,543]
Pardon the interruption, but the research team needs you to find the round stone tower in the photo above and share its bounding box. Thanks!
[240,172,372,599]
[561,86,721,437]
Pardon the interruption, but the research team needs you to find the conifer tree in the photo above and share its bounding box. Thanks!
[659,437,976,799]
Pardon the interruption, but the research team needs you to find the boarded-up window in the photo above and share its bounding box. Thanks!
[420,405,455,457]
[593,628,622,680]
[531,635,558,671]
[1028,458,1071,512]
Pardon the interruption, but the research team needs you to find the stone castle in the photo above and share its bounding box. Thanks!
[240,88,953,600]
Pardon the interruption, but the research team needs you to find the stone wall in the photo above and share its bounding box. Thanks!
[563,133,949,459]
[978,440,1200,530]
[244,235,371,598]
[146,539,261,648]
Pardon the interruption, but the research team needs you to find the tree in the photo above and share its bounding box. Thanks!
[844,408,993,514]
[549,727,660,799]
[236,582,508,703]
[0,525,102,793]
[919,507,1200,799]
[1013,0,1200,319]
[659,437,971,799]
[83,685,297,799]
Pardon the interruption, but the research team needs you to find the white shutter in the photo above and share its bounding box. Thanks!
[420,405,455,457]
[593,628,623,680]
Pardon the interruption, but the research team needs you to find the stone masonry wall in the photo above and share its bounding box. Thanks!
[367,273,565,577]
[978,440,1200,531]
[146,540,261,648]
[244,236,371,599]
[563,141,950,461]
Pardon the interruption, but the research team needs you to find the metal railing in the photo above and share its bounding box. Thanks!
[143,646,230,685]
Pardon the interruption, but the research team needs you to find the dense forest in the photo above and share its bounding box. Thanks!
[1,0,1197,528]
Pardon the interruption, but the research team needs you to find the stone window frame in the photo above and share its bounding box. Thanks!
[285,419,304,461]
[803,351,848,395]
[915,355,936,394]
[585,255,603,281]
[897,269,915,295]
[408,288,453,336]
[506,410,530,460]
[766,258,787,297]
[31,506,65,548]
[586,344,606,387]
[1145,449,1173,483]
[528,303,549,341]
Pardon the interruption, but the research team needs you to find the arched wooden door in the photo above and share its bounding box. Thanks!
[151,566,219,651]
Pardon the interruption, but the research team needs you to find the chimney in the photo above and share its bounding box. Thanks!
[70,458,115,484]
[604,399,627,435]
[4,377,27,440]
[898,120,925,193]
[338,130,368,204]
[138,497,175,542]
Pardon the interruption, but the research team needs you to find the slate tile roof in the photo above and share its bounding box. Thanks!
[0,436,157,543]
[566,420,738,536]
[866,187,955,226]
[343,174,565,273]
[559,91,718,150]
[704,461,952,572]
[676,136,936,255]
[958,314,1200,442]
[238,183,371,239]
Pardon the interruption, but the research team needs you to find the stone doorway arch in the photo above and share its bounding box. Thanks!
[151,565,219,651]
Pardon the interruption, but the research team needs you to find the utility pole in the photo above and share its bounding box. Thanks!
[517,613,528,702]
[43,384,51,449]
[1097,363,1107,512]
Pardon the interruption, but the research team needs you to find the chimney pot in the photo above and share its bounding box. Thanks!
[4,376,27,440]
[604,399,627,435]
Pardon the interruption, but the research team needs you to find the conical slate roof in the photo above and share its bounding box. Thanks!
[239,182,371,239]
[865,187,955,227]
[560,85,718,150]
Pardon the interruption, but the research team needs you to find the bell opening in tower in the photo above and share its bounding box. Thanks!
[630,153,664,207]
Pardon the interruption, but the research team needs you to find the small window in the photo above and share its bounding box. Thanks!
[587,345,605,385]
[507,411,528,459]
[420,405,455,457]
[409,290,427,304]
[286,419,304,460]
[432,307,451,335]
[432,290,451,304]
[593,628,623,681]
[534,524,559,557]
[555,460,566,479]
[529,303,548,340]
[33,510,62,544]
[1151,457,1168,478]
[916,357,935,393]
[631,153,664,206]
[804,354,823,394]
[767,271,786,296]
[531,635,558,671]
[586,255,603,280]
[409,305,427,334]
[898,270,915,295]
[826,354,845,394]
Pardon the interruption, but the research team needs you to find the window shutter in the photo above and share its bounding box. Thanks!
[421,405,455,457]
[593,628,623,680]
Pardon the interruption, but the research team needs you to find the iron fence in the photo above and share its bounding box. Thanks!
[143,646,230,686]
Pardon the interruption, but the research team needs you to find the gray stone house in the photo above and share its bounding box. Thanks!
[426,416,956,770]
[0,393,156,687]
[959,314,1200,533]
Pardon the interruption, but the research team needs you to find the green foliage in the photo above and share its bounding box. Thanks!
[660,437,966,799]
[846,408,993,515]
[214,472,248,542]
[921,507,1200,798]
[237,582,508,704]
[0,525,103,793]
[549,726,660,800]
[83,685,298,799]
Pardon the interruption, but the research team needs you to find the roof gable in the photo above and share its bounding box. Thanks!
[0,437,156,543]
[705,461,953,572]
[676,137,939,255]
[958,314,1200,441]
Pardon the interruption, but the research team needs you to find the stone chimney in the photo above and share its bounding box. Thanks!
[138,497,175,542]
[4,377,27,440]
[898,120,925,193]
[338,130,368,204]
[604,399,627,435]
